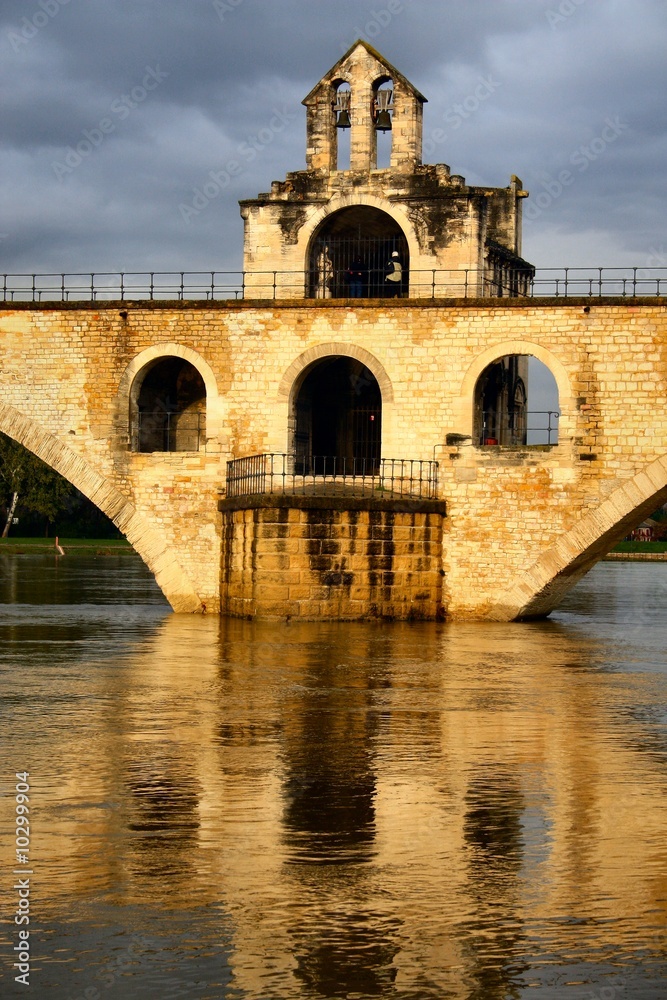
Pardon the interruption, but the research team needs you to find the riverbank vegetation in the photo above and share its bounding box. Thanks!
[0,434,121,539]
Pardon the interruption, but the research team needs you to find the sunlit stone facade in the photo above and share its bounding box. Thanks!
[240,41,531,299]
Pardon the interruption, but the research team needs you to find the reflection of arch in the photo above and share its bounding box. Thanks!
[118,344,222,452]
[308,205,408,299]
[487,454,667,621]
[0,402,203,612]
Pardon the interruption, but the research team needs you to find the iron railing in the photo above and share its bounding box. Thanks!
[136,410,205,452]
[480,410,560,447]
[226,454,439,499]
[2,267,666,302]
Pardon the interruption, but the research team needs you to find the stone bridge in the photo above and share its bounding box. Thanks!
[1,297,666,620]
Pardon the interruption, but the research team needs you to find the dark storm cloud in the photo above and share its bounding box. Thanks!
[1,0,666,274]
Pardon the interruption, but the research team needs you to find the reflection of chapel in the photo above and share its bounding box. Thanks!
[240,39,533,300]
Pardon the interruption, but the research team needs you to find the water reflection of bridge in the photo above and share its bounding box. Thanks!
[22,609,667,997]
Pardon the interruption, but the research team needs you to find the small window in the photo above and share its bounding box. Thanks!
[132,358,206,452]
[475,355,559,446]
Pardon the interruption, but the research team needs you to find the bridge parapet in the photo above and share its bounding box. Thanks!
[2,267,667,302]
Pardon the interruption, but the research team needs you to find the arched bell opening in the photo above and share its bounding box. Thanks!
[474,355,559,446]
[131,357,206,453]
[292,356,382,474]
[332,80,351,171]
[308,206,408,299]
[372,77,394,169]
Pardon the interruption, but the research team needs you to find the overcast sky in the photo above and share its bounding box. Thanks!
[2,0,666,279]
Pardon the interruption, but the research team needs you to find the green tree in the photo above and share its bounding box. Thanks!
[0,434,74,537]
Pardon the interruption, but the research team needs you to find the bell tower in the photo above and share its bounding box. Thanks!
[302,39,426,173]
[239,41,532,299]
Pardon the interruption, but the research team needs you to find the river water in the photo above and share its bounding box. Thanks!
[1,554,666,1000]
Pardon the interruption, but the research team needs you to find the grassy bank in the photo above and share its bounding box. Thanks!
[0,537,133,554]
[612,540,667,553]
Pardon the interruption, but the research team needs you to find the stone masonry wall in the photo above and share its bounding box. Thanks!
[1,298,667,618]
[220,500,445,620]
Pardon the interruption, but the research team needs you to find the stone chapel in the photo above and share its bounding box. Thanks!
[239,39,533,301]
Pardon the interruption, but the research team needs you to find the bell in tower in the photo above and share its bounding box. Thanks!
[373,87,393,133]
[333,87,351,130]
[239,40,532,301]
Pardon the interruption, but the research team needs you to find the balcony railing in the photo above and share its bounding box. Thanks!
[480,410,560,446]
[2,267,666,302]
[225,454,439,500]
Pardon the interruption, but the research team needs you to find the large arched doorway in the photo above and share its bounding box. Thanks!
[309,206,409,299]
[132,357,206,452]
[293,357,382,473]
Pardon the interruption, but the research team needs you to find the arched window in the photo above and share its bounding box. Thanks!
[474,356,559,446]
[131,357,206,452]
[309,205,408,299]
[372,78,394,169]
[332,81,351,171]
[292,357,381,473]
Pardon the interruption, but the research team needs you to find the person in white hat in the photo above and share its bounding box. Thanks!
[384,249,403,297]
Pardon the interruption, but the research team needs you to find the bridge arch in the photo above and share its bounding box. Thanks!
[455,340,574,443]
[278,343,393,402]
[118,344,223,451]
[278,343,394,461]
[487,454,667,620]
[0,402,204,613]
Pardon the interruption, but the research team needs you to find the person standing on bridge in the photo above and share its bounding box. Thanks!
[384,250,403,297]
[346,256,368,298]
